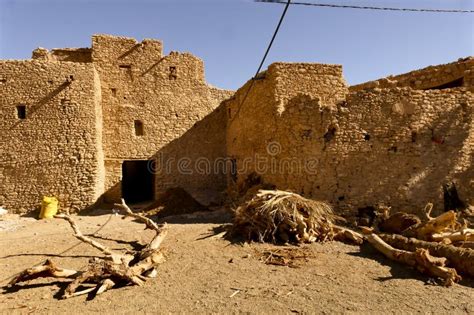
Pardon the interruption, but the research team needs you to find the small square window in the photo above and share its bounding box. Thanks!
[17,105,26,119]
[169,66,177,80]
[134,120,144,136]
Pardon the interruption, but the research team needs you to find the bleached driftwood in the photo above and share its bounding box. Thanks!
[379,233,474,277]
[365,233,461,286]
[8,259,79,286]
[8,199,168,299]
[402,210,457,240]
[431,228,474,243]
[333,225,364,244]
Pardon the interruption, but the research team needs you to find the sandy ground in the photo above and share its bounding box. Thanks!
[0,211,473,314]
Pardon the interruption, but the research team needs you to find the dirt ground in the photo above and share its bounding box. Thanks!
[0,210,473,314]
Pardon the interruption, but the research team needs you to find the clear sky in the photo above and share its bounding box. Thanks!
[0,0,473,90]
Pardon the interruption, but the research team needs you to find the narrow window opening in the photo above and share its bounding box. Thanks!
[411,131,417,143]
[169,66,177,80]
[61,98,71,109]
[424,77,464,90]
[324,126,337,143]
[134,120,144,136]
[363,133,371,141]
[119,65,133,80]
[16,105,26,119]
[0,78,6,84]
[111,88,117,97]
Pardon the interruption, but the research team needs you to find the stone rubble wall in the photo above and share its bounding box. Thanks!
[227,61,473,216]
[350,57,474,92]
[91,35,233,204]
[32,47,93,63]
[0,60,104,213]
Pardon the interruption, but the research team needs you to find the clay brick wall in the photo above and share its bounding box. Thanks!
[91,35,232,204]
[227,61,473,216]
[0,60,104,213]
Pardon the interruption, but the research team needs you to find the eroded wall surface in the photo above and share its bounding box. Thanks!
[1,34,232,213]
[0,60,104,213]
[91,35,232,204]
[227,60,474,215]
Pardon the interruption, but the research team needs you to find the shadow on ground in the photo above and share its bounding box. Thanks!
[348,242,474,288]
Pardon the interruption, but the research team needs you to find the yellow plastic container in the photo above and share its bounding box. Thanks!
[39,196,59,219]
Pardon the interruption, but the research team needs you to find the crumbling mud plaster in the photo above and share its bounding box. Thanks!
[1,35,232,213]
[227,59,474,215]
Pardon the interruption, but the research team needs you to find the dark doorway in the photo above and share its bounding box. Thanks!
[122,160,154,203]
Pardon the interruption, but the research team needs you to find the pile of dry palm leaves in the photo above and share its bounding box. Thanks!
[7,199,168,299]
[229,189,361,244]
[230,189,474,286]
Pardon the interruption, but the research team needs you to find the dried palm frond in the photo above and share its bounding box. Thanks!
[230,189,335,244]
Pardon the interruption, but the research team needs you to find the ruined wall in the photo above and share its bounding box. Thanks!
[227,62,348,200]
[32,48,92,63]
[351,57,474,92]
[92,35,232,204]
[227,61,473,216]
[333,87,473,214]
[0,60,104,213]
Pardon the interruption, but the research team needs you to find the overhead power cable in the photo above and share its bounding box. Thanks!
[256,0,474,13]
[230,0,291,123]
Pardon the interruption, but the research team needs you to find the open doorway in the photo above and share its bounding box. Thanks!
[122,160,155,204]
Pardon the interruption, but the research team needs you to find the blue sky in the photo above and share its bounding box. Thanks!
[0,0,472,90]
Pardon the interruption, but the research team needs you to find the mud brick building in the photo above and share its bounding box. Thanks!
[0,35,232,213]
[227,58,474,215]
[1,34,472,215]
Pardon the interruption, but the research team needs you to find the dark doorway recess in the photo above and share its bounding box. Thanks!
[122,160,154,203]
[424,77,464,90]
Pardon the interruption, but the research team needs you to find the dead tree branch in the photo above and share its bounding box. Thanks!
[365,233,461,286]
[8,200,168,299]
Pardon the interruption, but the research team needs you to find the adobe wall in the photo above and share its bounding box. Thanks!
[227,62,348,199]
[0,60,104,213]
[92,35,232,204]
[227,61,473,216]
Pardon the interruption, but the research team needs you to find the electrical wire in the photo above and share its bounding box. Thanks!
[256,0,474,13]
[230,0,292,123]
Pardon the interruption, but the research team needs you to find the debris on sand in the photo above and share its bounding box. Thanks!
[142,187,208,218]
[364,203,474,286]
[257,247,314,268]
[8,199,168,299]
[229,189,361,244]
[229,189,472,286]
